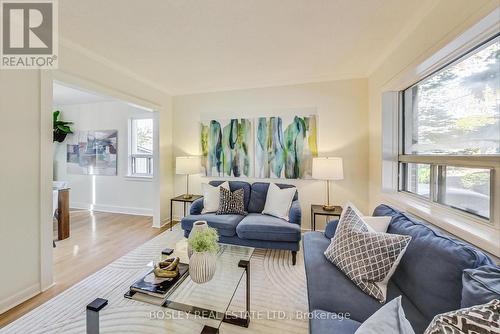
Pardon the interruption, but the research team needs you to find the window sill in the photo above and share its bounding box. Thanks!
[381,192,499,257]
[125,175,153,182]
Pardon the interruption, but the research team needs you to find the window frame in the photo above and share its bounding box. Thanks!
[381,10,500,257]
[397,34,499,226]
[128,116,154,179]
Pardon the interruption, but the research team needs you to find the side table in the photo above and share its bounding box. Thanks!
[170,195,203,231]
[311,204,342,231]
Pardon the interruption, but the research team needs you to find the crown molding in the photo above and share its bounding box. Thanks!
[172,74,367,96]
[59,37,173,96]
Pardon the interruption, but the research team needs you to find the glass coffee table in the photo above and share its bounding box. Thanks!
[162,242,254,333]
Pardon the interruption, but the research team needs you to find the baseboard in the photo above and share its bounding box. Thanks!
[70,202,153,216]
[160,218,171,228]
[0,283,40,315]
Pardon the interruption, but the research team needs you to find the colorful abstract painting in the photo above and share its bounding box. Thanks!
[201,119,253,177]
[255,115,318,179]
[66,130,118,175]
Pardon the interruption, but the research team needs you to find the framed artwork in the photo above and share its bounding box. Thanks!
[255,115,318,179]
[200,113,318,179]
[201,119,253,177]
[67,130,118,175]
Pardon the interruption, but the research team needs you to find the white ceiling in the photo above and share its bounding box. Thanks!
[53,82,113,105]
[59,0,434,95]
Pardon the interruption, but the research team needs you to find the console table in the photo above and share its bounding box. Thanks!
[56,188,70,240]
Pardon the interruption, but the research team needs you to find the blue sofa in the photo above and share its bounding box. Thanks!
[303,204,496,334]
[181,181,302,264]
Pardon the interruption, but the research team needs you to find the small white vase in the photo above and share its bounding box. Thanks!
[189,251,217,284]
[187,220,208,258]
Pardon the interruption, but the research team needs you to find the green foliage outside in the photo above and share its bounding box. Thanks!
[418,165,430,184]
[461,172,489,189]
[188,227,219,253]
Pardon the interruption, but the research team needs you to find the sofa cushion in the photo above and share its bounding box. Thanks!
[355,296,415,334]
[424,299,500,334]
[373,204,495,320]
[324,219,339,239]
[209,180,251,211]
[310,310,361,334]
[324,205,412,303]
[181,214,245,237]
[262,183,297,221]
[216,187,246,215]
[461,265,500,308]
[236,213,301,242]
[247,182,298,213]
[201,181,229,213]
[303,232,428,333]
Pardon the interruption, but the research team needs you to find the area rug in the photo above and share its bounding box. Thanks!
[0,226,308,333]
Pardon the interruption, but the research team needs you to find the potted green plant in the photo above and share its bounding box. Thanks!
[187,226,219,283]
[53,110,74,143]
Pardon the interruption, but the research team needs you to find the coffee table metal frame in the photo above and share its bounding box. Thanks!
[163,259,251,333]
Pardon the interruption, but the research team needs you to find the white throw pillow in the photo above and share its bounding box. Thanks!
[362,216,392,233]
[262,183,296,221]
[355,296,415,334]
[340,202,391,233]
[201,182,229,213]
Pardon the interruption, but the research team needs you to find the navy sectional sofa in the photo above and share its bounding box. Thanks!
[304,204,497,334]
[181,181,302,264]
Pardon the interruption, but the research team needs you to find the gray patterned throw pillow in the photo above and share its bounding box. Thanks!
[216,187,246,215]
[324,205,411,303]
[424,299,500,334]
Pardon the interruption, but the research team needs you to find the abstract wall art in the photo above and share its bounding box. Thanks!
[200,113,318,179]
[255,115,318,179]
[201,119,253,177]
[66,130,118,175]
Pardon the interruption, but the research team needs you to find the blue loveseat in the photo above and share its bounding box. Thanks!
[303,204,496,334]
[181,181,302,264]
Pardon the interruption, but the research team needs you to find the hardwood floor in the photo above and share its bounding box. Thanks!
[0,210,170,328]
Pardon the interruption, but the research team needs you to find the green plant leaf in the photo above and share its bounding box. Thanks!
[57,125,71,133]
[53,110,60,123]
[188,228,219,253]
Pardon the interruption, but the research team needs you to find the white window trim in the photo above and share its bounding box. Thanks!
[127,116,155,180]
[381,9,500,257]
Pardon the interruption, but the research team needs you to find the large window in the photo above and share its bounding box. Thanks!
[399,35,499,221]
[129,118,154,177]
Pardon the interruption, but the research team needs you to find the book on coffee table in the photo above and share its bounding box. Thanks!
[126,262,189,301]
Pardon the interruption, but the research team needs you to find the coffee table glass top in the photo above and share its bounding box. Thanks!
[167,242,253,312]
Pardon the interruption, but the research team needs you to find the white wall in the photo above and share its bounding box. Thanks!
[172,79,369,230]
[53,101,155,215]
[57,40,175,223]
[0,71,45,313]
[0,40,174,314]
[367,0,499,210]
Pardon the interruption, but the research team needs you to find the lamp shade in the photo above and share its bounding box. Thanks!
[176,156,201,175]
[312,157,344,180]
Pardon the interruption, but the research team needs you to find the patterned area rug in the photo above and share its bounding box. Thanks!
[1,226,308,333]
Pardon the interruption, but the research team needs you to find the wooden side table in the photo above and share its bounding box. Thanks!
[170,194,203,231]
[311,204,342,231]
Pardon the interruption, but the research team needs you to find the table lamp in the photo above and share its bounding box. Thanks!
[312,157,344,211]
[176,156,201,199]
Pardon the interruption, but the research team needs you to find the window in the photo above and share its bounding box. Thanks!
[399,35,499,221]
[129,118,154,177]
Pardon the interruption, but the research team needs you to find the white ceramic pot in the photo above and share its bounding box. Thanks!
[187,220,208,258]
[189,251,216,284]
